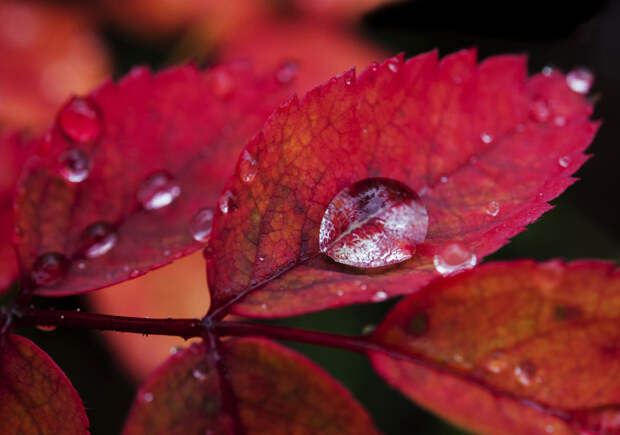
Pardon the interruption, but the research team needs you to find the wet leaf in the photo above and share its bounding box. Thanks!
[15,62,291,296]
[0,0,109,132]
[369,260,620,435]
[123,337,378,434]
[0,334,89,434]
[207,49,598,317]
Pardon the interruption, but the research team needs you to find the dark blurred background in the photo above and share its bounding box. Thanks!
[9,0,619,433]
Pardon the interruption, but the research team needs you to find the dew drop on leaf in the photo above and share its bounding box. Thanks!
[189,208,214,243]
[361,324,376,335]
[319,178,428,269]
[209,69,235,98]
[485,200,500,217]
[566,68,594,94]
[484,352,508,374]
[275,60,299,84]
[529,99,550,122]
[218,190,236,214]
[238,150,257,184]
[192,369,207,381]
[514,361,538,386]
[137,171,181,211]
[558,155,571,168]
[59,148,91,183]
[433,243,477,276]
[31,252,69,286]
[371,291,388,302]
[480,132,493,144]
[542,65,554,76]
[59,97,102,143]
[142,392,154,403]
[80,221,117,258]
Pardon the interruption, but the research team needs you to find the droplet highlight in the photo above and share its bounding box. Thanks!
[59,97,101,143]
[31,252,69,286]
[80,221,117,258]
[529,99,550,122]
[566,68,593,94]
[275,60,298,84]
[218,190,236,214]
[480,132,493,144]
[239,150,257,183]
[189,208,214,243]
[137,171,181,211]
[485,200,500,217]
[433,243,477,276]
[319,178,428,268]
[59,148,91,183]
[558,155,570,168]
[371,291,388,302]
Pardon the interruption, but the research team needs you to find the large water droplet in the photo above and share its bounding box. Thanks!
[59,148,91,183]
[218,190,236,214]
[189,208,214,243]
[239,150,257,184]
[319,178,428,268]
[80,221,117,258]
[137,171,181,210]
[275,60,298,84]
[433,243,477,276]
[566,68,593,94]
[31,252,69,286]
[59,97,101,143]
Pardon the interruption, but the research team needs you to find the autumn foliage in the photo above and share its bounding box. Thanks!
[0,2,615,434]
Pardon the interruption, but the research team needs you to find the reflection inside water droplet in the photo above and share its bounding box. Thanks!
[485,201,500,217]
[59,97,102,143]
[193,369,207,381]
[31,252,69,286]
[433,243,477,276]
[566,68,593,94]
[558,156,570,168]
[218,190,236,214]
[137,171,181,211]
[319,178,428,269]
[371,291,388,302]
[276,60,298,84]
[59,148,91,183]
[239,150,257,183]
[189,208,214,243]
[80,221,117,258]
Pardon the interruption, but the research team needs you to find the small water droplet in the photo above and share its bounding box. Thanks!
[545,424,554,433]
[80,221,117,258]
[189,208,214,243]
[218,190,236,214]
[36,324,57,332]
[258,256,265,262]
[319,178,428,268]
[193,369,207,381]
[59,148,91,183]
[276,60,298,84]
[260,303,268,310]
[336,290,344,296]
[362,324,376,335]
[558,155,570,168]
[480,132,493,144]
[142,392,154,403]
[209,68,235,98]
[440,176,448,183]
[137,171,181,211]
[169,346,180,355]
[371,291,388,302]
[566,68,593,94]
[76,261,86,270]
[514,361,537,386]
[163,249,171,256]
[433,243,477,276]
[60,315,65,320]
[76,308,81,312]
[484,352,508,374]
[485,201,500,217]
[239,150,257,183]
[59,97,101,143]
[542,66,553,76]
[388,62,399,73]
[129,269,140,278]
[369,62,379,72]
[31,252,69,286]
[529,99,550,122]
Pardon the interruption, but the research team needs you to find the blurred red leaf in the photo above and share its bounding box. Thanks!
[0,0,110,132]
[0,133,36,293]
[218,19,387,93]
[369,260,620,435]
[206,49,598,317]
[123,337,378,434]
[0,334,89,434]
[15,63,292,296]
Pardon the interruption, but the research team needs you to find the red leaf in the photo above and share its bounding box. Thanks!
[369,260,620,435]
[0,334,89,434]
[0,133,36,293]
[123,337,378,434]
[15,62,292,296]
[206,49,598,317]
[0,0,109,132]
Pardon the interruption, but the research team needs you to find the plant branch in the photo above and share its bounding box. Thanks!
[14,308,203,339]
